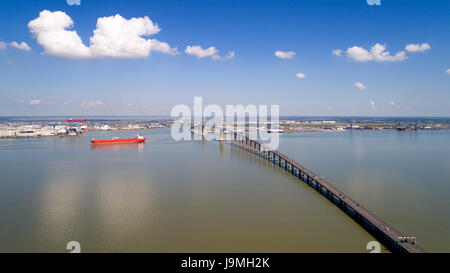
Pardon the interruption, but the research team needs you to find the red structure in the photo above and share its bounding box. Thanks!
[66,118,88,136]
[66,119,87,123]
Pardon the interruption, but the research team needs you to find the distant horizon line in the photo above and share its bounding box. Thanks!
[1,115,450,119]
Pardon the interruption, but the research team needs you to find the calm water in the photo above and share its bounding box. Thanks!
[0,129,448,252]
[278,130,450,252]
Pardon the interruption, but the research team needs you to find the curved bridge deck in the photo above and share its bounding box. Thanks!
[228,133,424,253]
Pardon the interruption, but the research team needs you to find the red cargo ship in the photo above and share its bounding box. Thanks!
[91,135,146,145]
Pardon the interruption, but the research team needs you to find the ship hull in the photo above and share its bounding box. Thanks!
[91,138,146,145]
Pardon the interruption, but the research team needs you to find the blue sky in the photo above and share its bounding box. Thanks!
[0,0,449,116]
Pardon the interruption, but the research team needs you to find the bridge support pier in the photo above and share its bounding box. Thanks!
[226,134,424,253]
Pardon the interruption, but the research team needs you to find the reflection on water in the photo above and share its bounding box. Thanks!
[94,171,155,248]
[38,173,84,250]
[0,129,448,252]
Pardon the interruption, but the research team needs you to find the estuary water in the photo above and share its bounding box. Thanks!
[0,128,449,252]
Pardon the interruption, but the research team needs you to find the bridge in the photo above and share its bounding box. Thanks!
[225,132,424,253]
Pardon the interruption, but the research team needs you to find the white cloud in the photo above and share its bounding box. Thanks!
[9,41,31,51]
[28,10,178,59]
[28,11,91,58]
[89,14,178,58]
[29,100,42,105]
[296,73,306,79]
[223,51,235,60]
[185,45,234,61]
[370,100,377,110]
[148,39,179,55]
[211,51,235,61]
[81,100,104,107]
[332,49,343,56]
[185,45,217,58]
[354,82,366,90]
[346,43,407,62]
[328,106,335,111]
[0,41,31,51]
[346,46,373,62]
[388,101,395,106]
[405,43,431,53]
[446,68,450,75]
[275,50,296,59]
[371,44,407,62]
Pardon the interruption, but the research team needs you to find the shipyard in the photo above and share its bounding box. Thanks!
[0,117,170,138]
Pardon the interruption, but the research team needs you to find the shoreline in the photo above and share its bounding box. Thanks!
[284,128,446,133]
[2,127,448,140]
[0,127,167,140]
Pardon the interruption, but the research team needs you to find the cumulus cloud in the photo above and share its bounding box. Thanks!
[9,41,31,51]
[275,50,296,59]
[185,45,217,58]
[28,11,91,58]
[89,14,178,58]
[446,68,450,75]
[346,46,373,62]
[405,43,431,53]
[185,45,234,61]
[81,100,104,107]
[0,41,31,51]
[354,82,366,90]
[346,43,407,62]
[296,73,306,79]
[370,44,407,62]
[370,100,377,110]
[28,10,178,59]
[332,49,343,56]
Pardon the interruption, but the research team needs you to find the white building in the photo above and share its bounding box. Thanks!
[100,124,112,131]
[0,128,16,137]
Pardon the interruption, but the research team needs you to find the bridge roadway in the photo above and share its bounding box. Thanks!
[228,133,424,253]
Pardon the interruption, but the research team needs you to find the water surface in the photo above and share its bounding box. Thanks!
[278,130,450,252]
[1,129,448,252]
